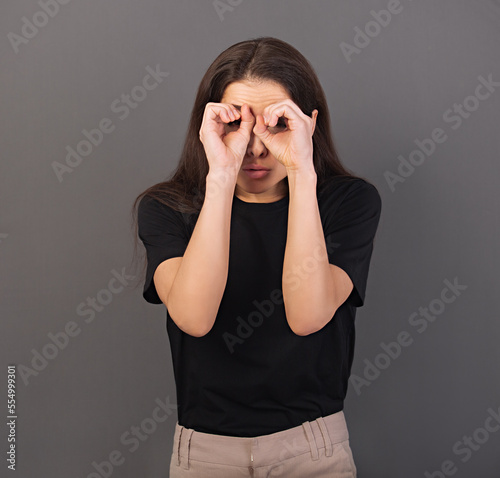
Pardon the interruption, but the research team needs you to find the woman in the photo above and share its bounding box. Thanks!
[132,36,381,477]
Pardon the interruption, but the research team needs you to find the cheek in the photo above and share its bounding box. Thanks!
[273,160,288,177]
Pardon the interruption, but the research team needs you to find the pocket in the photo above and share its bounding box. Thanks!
[338,439,357,477]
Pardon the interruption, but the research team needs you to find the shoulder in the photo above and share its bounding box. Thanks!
[318,176,381,213]
[138,195,198,233]
[138,195,180,227]
[138,195,168,222]
[138,195,187,218]
[138,195,157,213]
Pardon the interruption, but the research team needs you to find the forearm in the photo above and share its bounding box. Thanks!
[282,170,335,335]
[168,170,236,336]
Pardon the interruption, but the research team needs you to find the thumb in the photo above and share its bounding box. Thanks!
[236,104,255,140]
[252,114,274,147]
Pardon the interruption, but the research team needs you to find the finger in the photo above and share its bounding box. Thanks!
[237,104,255,133]
[201,104,235,142]
[219,106,234,123]
[265,104,296,127]
[252,114,274,146]
[207,104,233,123]
[230,105,241,120]
[209,106,237,129]
[223,104,254,143]
[263,100,307,129]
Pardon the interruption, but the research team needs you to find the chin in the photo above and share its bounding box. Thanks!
[240,173,288,192]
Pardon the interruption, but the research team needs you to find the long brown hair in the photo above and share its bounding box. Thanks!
[129,36,366,287]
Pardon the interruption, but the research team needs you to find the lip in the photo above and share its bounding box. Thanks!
[243,169,270,179]
[242,165,271,171]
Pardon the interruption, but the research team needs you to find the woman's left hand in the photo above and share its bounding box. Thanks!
[252,99,318,173]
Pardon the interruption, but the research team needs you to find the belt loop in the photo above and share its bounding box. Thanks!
[316,417,333,457]
[302,421,319,461]
[176,426,183,466]
[180,428,194,470]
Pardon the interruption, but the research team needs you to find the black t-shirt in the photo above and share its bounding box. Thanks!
[137,175,382,437]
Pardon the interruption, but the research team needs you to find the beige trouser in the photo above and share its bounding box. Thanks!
[169,410,357,477]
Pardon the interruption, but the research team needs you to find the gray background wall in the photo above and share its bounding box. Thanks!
[1,1,499,477]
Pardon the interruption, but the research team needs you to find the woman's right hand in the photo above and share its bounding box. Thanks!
[199,103,255,176]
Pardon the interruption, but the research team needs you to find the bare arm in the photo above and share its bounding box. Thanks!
[155,172,236,337]
[282,170,354,336]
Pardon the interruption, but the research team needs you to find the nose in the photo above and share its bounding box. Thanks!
[246,131,267,158]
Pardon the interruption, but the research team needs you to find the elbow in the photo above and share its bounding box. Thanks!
[185,322,214,338]
[175,318,215,337]
[290,325,314,336]
[166,306,215,337]
[287,317,318,336]
[287,310,337,337]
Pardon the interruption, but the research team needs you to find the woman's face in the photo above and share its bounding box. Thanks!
[220,79,291,203]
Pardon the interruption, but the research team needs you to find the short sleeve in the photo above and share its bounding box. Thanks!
[322,179,382,308]
[137,196,190,304]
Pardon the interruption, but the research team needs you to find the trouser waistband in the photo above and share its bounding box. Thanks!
[173,410,349,470]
